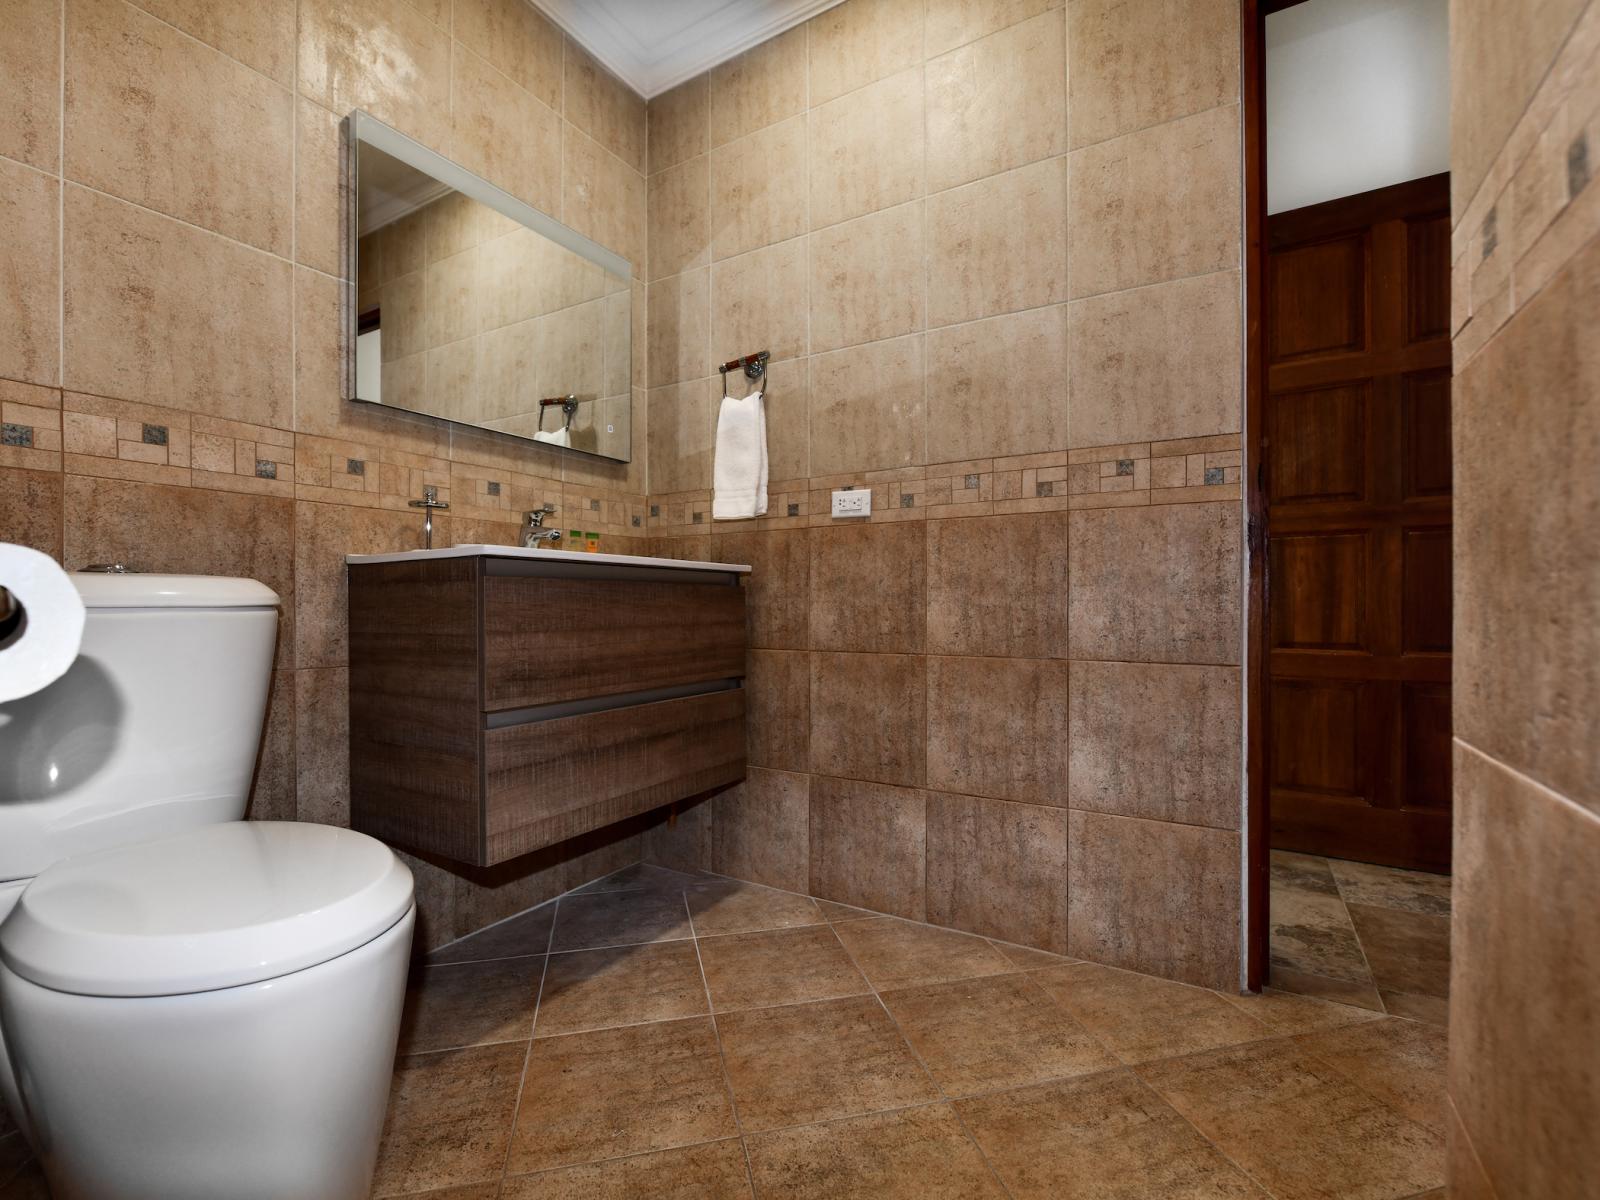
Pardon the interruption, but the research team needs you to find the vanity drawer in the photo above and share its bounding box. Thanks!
[482,573,746,711]
[483,688,746,865]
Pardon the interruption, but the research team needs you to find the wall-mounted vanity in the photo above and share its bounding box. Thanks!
[345,547,749,867]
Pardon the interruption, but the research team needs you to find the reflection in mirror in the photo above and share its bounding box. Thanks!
[349,113,632,463]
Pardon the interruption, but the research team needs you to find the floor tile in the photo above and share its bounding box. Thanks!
[956,1069,1270,1199]
[500,1139,752,1198]
[1377,989,1449,1025]
[1346,904,1452,1000]
[1327,859,1451,916]
[698,925,870,1012]
[548,888,694,952]
[571,863,721,895]
[1138,1038,1444,1200]
[1030,962,1271,1064]
[371,1042,529,1196]
[399,956,545,1054]
[831,917,1014,990]
[507,1017,738,1174]
[816,899,879,922]
[717,995,940,1132]
[535,941,709,1037]
[1267,964,1386,1012]
[987,940,1076,970]
[1271,850,1341,895]
[1270,884,1371,983]
[744,1104,1006,1198]
[429,903,556,964]
[879,972,1118,1096]
[687,880,826,936]
[1215,986,1386,1037]
[1293,1017,1449,1136]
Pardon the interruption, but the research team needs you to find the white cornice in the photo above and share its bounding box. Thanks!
[531,0,846,99]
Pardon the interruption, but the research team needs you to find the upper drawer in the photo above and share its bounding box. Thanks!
[483,572,746,711]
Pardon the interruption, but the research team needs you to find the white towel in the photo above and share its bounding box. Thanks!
[533,428,571,447]
[713,390,768,520]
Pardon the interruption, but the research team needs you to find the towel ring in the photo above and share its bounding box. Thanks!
[720,352,769,399]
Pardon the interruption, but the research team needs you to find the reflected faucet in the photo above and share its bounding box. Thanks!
[408,485,449,550]
[522,504,562,549]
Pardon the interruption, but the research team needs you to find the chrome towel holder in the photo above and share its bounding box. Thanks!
[718,350,769,398]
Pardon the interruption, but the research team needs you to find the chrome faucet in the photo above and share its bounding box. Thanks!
[408,485,449,549]
[521,503,562,549]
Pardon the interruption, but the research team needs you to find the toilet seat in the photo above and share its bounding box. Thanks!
[0,822,413,997]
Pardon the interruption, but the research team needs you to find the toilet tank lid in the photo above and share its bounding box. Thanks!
[0,823,414,997]
[71,573,279,609]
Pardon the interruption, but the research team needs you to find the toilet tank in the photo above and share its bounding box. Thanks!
[0,574,279,883]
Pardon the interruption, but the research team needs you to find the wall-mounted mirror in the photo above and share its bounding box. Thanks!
[346,111,632,462]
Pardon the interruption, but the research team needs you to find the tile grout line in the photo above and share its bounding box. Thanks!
[488,891,561,1188]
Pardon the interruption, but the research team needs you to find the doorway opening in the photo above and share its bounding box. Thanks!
[1244,0,1452,1023]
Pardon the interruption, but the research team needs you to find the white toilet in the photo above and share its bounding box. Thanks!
[0,571,415,1200]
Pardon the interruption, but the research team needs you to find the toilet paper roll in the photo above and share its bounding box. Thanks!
[0,544,87,703]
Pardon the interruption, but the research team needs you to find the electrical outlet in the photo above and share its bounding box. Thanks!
[831,488,871,519]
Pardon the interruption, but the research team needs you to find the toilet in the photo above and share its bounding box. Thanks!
[0,571,415,1200]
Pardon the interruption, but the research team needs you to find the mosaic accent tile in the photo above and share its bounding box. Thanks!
[900,493,915,508]
[590,498,601,510]
[693,511,704,524]
[651,504,660,517]
[254,460,275,479]
[632,515,642,527]
[347,458,365,476]
[965,473,980,489]
[1204,466,1224,485]
[2,424,32,447]
[1569,134,1591,200]
[487,481,501,496]
[0,381,62,470]
[141,423,168,446]
[1036,481,1053,498]
[788,503,800,517]
[1116,459,1134,476]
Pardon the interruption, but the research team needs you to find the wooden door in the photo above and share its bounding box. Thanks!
[1263,173,1452,873]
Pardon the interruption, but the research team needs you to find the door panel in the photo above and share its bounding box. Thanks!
[1265,173,1452,873]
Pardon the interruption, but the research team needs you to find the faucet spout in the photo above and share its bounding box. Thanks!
[408,485,450,549]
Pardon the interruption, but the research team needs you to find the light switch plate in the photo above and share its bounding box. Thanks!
[830,488,871,519]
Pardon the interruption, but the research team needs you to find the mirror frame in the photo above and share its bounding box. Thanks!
[341,109,634,456]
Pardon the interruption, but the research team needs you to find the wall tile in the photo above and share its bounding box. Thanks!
[808,334,926,475]
[63,186,292,428]
[124,0,294,82]
[926,791,1069,953]
[1,0,62,171]
[0,465,63,556]
[645,377,714,495]
[710,237,809,366]
[298,0,452,153]
[713,767,812,893]
[808,0,925,105]
[809,202,925,353]
[1067,810,1239,990]
[452,0,563,109]
[709,23,807,148]
[1069,660,1240,828]
[295,666,349,826]
[1068,502,1240,664]
[710,114,807,261]
[809,652,927,787]
[924,0,1059,58]
[1068,269,1242,445]
[926,511,1069,658]
[1068,103,1241,298]
[647,154,710,281]
[1067,0,1238,148]
[925,9,1066,192]
[564,37,645,173]
[809,65,925,230]
[295,99,346,278]
[248,668,297,820]
[293,499,430,669]
[926,656,1069,805]
[648,74,709,175]
[810,520,927,653]
[746,648,811,771]
[0,158,59,388]
[452,46,561,216]
[926,304,1068,461]
[563,127,646,269]
[746,355,811,483]
[646,268,710,389]
[809,775,927,919]
[714,529,811,649]
[926,156,1067,328]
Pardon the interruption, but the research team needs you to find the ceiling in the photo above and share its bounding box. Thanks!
[531,0,846,99]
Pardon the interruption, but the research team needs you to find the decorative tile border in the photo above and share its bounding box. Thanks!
[293,432,448,511]
[0,381,61,472]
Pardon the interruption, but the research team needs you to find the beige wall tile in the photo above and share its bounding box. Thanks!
[713,529,811,650]
[1067,0,1238,149]
[746,648,811,771]
[925,9,1066,192]
[927,305,1068,461]
[1,0,62,171]
[809,65,925,230]
[926,511,1069,658]
[0,464,63,556]
[1069,660,1240,828]
[648,74,709,175]
[294,499,427,668]
[646,268,710,389]
[1067,810,1240,990]
[0,159,59,388]
[810,520,927,653]
[295,666,349,825]
[710,238,809,366]
[452,45,561,216]
[645,377,714,494]
[926,157,1067,328]
[1068,502,1240,664]
[564,37,646,174]
[809,201,925,353]
[926,656,1070,805]
[710,23,808,148]
[64,187,292,428]
[295,99,346,277]
[925,791,1069,953]
[1068,269,1242,445]
[808,0,925,106]
[247,668,297,820]
[924,0,1059,58]
[750,355,810,483]
[710,114,808,261]
[1068,103,1241,298]
[563,127,646,269]
[809,775,927,919]
[808,334,926,475]
[129,0,295,84]
[452,0,563,110]
[648,154,710,282]
[810,652,927,788]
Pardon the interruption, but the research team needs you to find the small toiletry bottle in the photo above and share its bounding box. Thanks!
[585,531,601,553]
[568,529,582,552]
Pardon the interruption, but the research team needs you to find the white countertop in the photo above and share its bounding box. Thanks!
[345,544,751,574]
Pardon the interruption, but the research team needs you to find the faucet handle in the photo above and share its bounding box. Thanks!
[525,502,557,528]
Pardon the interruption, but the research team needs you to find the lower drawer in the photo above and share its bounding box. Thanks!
[483,688,746,865]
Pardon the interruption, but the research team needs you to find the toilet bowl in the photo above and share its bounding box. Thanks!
[0,570,415,1199]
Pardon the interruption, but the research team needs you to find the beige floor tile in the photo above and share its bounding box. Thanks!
[816,899,880,922]
[548,888,694,951]
[500,1139,752,1198]
[1266,964,1387,1013]
[535,942,709,1037]
[1293,1018,1450,1137]
[571,862,720,895]
[831,917,1014,991]
[428,904,556,965]
[1327,859,1451,917]
[1214,987,1385,1037]
[879,972,1118,1096]
[988,940,1076,970]
[716,995,939,1132]
[686,880,826,937]
[1378,990,1449,1025]
[399,956,544,1054]
[1346,904,1452,1000]
[698,925,870,1012]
